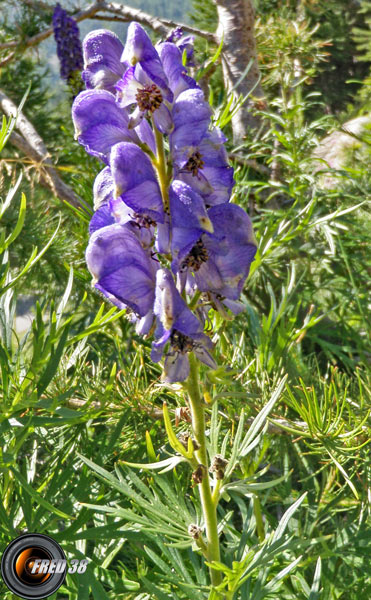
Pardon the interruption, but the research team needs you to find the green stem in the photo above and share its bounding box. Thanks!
[153,122,170,213]
[187,353,223,591]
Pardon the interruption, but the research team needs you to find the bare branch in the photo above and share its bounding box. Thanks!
[0,51,16,68]
[0,1,214,56]
[0,89,88,212]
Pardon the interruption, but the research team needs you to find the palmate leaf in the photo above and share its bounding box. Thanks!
[77,454,194,545]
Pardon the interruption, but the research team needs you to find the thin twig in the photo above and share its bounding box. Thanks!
[0,1,214,57]
[0,51,16,68]
[229,152,270,176]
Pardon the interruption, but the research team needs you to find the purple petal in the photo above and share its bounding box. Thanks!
[72,90,139,161]
[156,219,171,254]
[134,310,154,336]
[86,223,156,316]
[194,204,257,299]
[153,103,173,135]
[163,353,190,383]
[208,203,257,246]
[115,65,141,106]
[151,327,170,362]
[110,142,164,222]
[82,29,125,92]
[93,167,114,210]
[194,346,217,370]
[157,42,198,98]
[136,118,156,154]
[201,165,235,206]
[154,269,203,338]
[89,204,115,234]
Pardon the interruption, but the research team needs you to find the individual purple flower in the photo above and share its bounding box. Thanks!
[155,179,213,257]
[110,142,165,223]
[86,223,157,318]
[82,29,126,93]
[90,166,155,248]
[121,22,172,100]
[151,269,217,382]
[116,63,173,134]
[170,89,212,163]
[52,3,83,83]
[72,90,142,162]
[115,23,173,133]
[172,128,235,206]
[174,204,257,300]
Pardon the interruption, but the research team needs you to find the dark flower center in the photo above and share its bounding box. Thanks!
[184,151,204,176]
[170,329,195,354]
[134,213,156,228]
[136,84,163,113]
[181,239,209,272]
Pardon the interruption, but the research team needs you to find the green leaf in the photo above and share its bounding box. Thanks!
[9,467,72,520]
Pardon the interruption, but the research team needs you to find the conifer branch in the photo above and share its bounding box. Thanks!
[0,89,88,211]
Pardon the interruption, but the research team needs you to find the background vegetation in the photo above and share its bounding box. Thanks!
[0,0,370,598]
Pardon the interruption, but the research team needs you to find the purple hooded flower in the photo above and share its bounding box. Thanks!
[121,23,172,99]
[116,23,174,133]
[86,223,157,317]
[116,64,173,134]
[170,89,212,163]
[72,90,140,162]
[172,128,235,206]
[82,29,126,93]
[110,142,165,223]
[174,204,257,300]
[90,166,156,248]
[155,179,213,257]
[151,269,217,382]
[53,3,83,83]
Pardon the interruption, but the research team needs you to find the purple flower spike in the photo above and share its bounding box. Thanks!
[121,22,172,101]
[191,204,257,300]
[86,223,157,316]
[82,29,126,93]
[151,269,217,382]
[170,89,212,161]
[110,142,165,223]
[53,3,83,83]
[72,90,140,162]
[157,42,198,98]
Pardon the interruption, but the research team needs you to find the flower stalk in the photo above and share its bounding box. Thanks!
[153,121,170,214]
[186,353,223,590]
